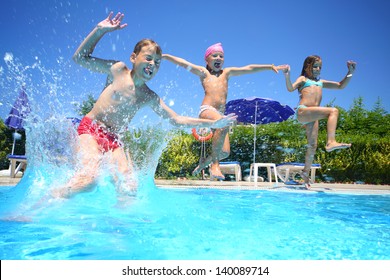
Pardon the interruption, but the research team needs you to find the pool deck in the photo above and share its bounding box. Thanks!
[1,174,389,195]
[155,179,390,195]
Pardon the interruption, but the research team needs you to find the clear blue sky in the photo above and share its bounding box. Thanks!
[1,0,389,127]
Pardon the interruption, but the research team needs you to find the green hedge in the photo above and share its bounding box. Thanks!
[156,98,389,184]
[1,97,389,184]
[0,120,26,170]
[0,121,11,170]
[156,120,390,184]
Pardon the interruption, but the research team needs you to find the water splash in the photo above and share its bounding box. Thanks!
[0,53,171,218]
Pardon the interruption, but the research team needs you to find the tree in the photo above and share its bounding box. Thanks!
[366,98,389,136]
[343,96,367,133]
[0,119,11,169]
[74,94,96,116]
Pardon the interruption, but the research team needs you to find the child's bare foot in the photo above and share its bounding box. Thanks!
[325,142,351,152]
[209,166,225,181]
[192,157,208,176]
[300,171,312,189]
[192,165,203,176]
[51,187,72,199]
[210,173,225,181]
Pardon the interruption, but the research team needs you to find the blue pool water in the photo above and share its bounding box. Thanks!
[1,172,389,260]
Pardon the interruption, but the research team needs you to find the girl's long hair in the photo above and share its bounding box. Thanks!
[300,55,321,79]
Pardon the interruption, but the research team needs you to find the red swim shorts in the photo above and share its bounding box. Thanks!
[77,116,122,152]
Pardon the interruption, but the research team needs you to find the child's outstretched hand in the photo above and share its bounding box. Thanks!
[347,60,357,73]
[271,65,279,73]
[277,64,290,74]
[98,11,128,32]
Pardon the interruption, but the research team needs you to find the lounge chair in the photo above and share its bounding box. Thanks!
[7,154,27,178]
[276,162,321,183]
[219,161,242,181]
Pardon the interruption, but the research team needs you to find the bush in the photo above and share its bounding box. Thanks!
[1,96,388,184]
[156,99,390,184]
[0,120,11,170]
[0,119,27,170]
[157,131,200,178]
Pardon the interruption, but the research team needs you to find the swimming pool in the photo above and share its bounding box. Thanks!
[1,54,389,261]
[1,173,389,260]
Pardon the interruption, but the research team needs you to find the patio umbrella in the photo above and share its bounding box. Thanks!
[225,96,294,125]
[5,87,31,154]
[225,97,294,164]
[66,117,81,126]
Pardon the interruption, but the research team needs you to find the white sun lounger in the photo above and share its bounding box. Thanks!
[276,162,321,183]
[7,154,27,178]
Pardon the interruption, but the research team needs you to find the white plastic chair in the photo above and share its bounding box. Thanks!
[219,161,242,181]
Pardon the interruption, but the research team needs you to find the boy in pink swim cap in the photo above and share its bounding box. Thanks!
[163,43,285,180]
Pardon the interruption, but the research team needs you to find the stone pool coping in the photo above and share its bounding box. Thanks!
[1,175,389,195]
[155,179,390,195]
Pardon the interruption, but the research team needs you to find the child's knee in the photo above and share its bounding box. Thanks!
[73,169,98,185]
[77,173,97,188]
[221,150,230,159]
[118,164,133,175]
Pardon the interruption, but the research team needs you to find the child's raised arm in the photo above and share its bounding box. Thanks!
[72,12,127,74]
[148,93,237,129]
[162,54,207,78]
[322,60,357,89]
[281,64,304,92]
[227,64,280,77]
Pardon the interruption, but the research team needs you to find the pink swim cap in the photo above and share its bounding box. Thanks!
[204,43,224,60]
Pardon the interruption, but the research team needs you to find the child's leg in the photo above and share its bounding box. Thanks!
[324,107,351,151]
[297,106,335,124]
[304,122,318,172]
[111,147,137,196]
[301,122,319,188]
[192,128,229,177]
[52,134,102,198]
[209,127,230,178]
[192,109,230,178]
[297,106,351,151]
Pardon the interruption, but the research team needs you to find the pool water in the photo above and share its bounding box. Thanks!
[1,172,389,260]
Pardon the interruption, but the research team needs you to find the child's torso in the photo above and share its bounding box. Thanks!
[201,71,229,111]
[298,78,323,107]
[299,78,323,91]
[87,69,151,133]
